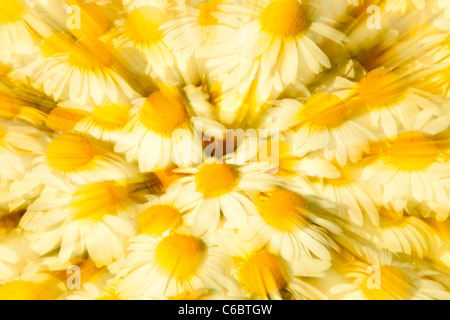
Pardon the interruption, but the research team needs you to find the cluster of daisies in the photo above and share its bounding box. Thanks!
[0,0,449,300]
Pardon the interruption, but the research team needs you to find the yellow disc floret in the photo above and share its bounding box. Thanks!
[195,163,238,197]
[198,0,222,27]
[46,107,90,132]
[257,189,308,231]
[156,234,206,280]
[71,181,128,220]
[138,204,182,236]
[359,69,407,108]
[0,279,64,300]
[92,102,129,131]
[260,0,308,36]
[0,0,24,23]
[125,6,165,43]
[301,93,348,128]
[41,33,76,57]
[238,251,289,296]
[140,89,188,135]
[0,125,5,146]
[0,93,20,119]
[68,37,113,69]
[389,131,439,171]
[46,133,96,171]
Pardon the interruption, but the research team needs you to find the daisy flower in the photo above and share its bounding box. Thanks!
[217,233,330,300]
[114,84,224,172]
[419,19,450,64]
[108,226,237,299]
[231,132,340,178]
[51,98,132,143]
[231,134,341,195]
[135,183,192,238]
[113,6,177,81]
[0,0,34,64]
[20,33,136,105]
[173,156,278,235]
[362,123,450,217]
[160,0,236,61]
[374,207,438,259]
[15,132,139,189]
[342,206,437,258]
[19,180,138,267]
[266,93,376,166]
[0,119,48,187]
[330,251,450,300]
[241,186,342,262]
[207,0,348,100]
[0,91,47,126]
[45,105,90,133]
[354,68,442,138]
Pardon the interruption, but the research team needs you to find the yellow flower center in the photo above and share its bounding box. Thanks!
[359,69,407,108]
[46,107,90,132]
[67,0,111,38]
[155,234,206,280]
[256,189,308,231]
[68,37,113,69]
[77,258,102,283]
[260,0,308,37]
[389,131,439,171]
[0,125,5,144]
[0,61,10,76]
[0,279,64,300]
[198,0,222,27]
[301,93,348,128]
[238,251,289,296]
[195,163,238,197]
[70,181,128,220]
[138,204,182,236]
[140,89,188,135]
[125,6,165,43]
[152,168,187,192]
[41,33,76,57]
[92,102,130,131]
[0,93,20,119]
[46,133,96,171]
[361,265,413,300]
[379,207,404,223]
[0,0,24,23]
